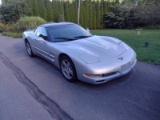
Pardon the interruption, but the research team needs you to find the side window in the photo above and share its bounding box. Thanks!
[35,27,48,40]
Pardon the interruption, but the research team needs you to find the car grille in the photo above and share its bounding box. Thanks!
[102,72,118,77]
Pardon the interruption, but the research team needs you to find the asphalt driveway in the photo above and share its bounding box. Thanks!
[0,34,160,120]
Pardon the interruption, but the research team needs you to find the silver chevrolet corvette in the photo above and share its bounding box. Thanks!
[23,22,137,84]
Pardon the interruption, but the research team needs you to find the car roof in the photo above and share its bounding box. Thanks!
[41,22,75,28]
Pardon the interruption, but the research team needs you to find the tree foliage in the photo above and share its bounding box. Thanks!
[134,3,160,28]
[2,0,25,4]
[104,2,160,29]
[104,4,134,28]
[25,0,115,29]
[1,0,160,29]
[0,1,27,23]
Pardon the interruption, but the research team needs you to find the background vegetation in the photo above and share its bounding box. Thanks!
[0,0,160,29]
[0,16,46,37]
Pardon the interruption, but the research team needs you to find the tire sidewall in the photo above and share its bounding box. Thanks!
[25,41,34,57]
[60,56,77,82]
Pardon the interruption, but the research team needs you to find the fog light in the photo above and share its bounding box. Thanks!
[84,73,102,78]
[84,73,94,77]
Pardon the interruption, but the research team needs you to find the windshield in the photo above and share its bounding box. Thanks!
[47,24,92,42]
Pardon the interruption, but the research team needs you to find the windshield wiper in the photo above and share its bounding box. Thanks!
[54,37,76,41]
[73,35,92,39]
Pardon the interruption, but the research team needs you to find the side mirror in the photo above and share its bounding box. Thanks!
[39,34,48,40]
[43,36,48,40]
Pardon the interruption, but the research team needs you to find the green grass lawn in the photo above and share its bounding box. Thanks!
[91,29,160,65]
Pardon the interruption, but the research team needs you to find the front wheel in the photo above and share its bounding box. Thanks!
[25,41,34,57]
[60,56,77,82]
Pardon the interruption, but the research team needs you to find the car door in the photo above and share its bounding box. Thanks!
[34,27,51,60]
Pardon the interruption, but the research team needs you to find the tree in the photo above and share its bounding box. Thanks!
[26,0,33,16]
[104,3,134,29]
[134,3,160,28]
[32,0,39,16]
[2,0,25,4]
[0,1,27,23]
[52,0,59,21]
[46,0,53,21]
[38,0,47,20]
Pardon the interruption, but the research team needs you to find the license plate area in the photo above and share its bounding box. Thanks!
[121,62,131,73]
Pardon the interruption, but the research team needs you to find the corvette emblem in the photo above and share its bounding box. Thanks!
[118,57,123,60]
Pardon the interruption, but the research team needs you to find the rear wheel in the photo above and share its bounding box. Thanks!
[25,41,34,57]
[60,56,77,82]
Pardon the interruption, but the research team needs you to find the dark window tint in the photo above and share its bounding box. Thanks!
[47,24,92,42]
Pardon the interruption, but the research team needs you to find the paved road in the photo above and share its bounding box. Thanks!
[0,34,160,120]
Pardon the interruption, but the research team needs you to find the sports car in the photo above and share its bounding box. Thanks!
[23,22,137,84]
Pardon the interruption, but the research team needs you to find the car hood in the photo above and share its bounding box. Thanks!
[57,36,127,64]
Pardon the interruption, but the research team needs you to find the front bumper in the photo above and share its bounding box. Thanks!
[81,59,137,84]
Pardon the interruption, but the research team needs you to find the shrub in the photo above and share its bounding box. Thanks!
[0,22,5,32]
[2,32,22,38]
[0,1,28,24]
[104,2,160,29]
[0,22,3,26]
[0,23,20,33]
[0,16,46,37]
[0,25,5,33]
[134,3,160,28]
[104,4,134,29]
[9,24,20,32]
[18,16,47,30]
[5,24,13,32]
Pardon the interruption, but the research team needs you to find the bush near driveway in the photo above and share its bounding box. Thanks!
[0,25,5,33]
[0,16,46,38]
[18,16,47,30]
[0,22,5,33]
[2,32,22,38]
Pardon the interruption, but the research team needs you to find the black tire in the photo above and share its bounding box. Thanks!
[25,40,34,57]
[60,56,77,82]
